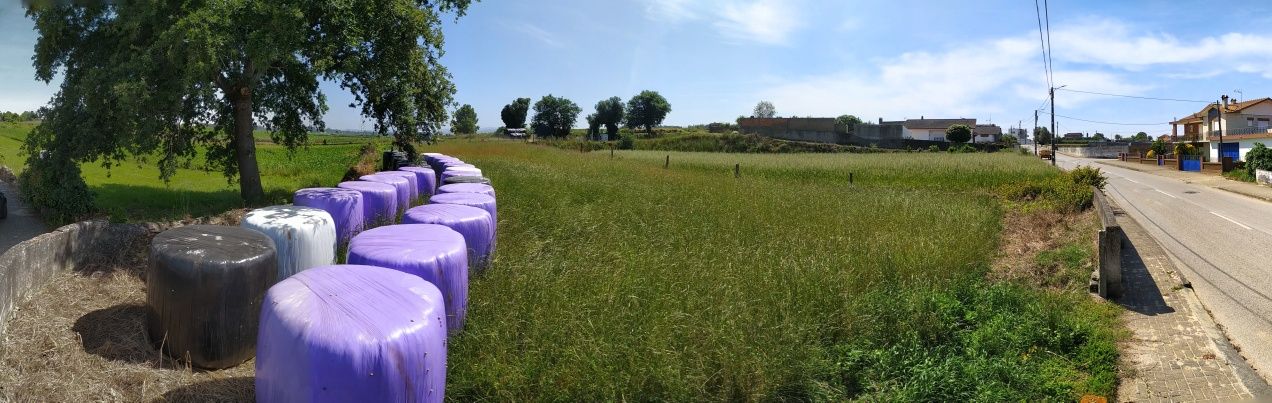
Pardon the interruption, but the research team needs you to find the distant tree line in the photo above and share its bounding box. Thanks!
[498,91,672,139]
[0,111,40,123]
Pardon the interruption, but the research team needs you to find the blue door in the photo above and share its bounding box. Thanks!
[1181,155,1202,172]
[1220,143,1241,161]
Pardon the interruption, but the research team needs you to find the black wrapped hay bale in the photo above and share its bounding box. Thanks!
[441,175,491,186]
[147,225,278,369]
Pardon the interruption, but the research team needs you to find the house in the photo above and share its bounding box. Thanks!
[1170,95,1272,161]
[973,124,1002,143]
[1063,132,1084,140]
[901,117,976,141]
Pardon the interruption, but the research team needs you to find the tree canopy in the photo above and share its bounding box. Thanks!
[23,0,472,213]
[1133,132,1150,142]
[1034,127,1054,144]
[501,97,531,129]
[530,95,581,138]
[452,104,478,134]
[835,114,862,134]
[625,91,671,134]
[946,124,972,144]
[594,96,625,138]
[753,101,776,118]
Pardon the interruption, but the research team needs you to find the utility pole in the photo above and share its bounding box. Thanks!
[1033,110,1039,156]
[1050,86,1061,166]
[1218,98,1225,161]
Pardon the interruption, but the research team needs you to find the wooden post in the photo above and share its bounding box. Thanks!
[849,172,854,184]
[610,144,614,158]
[664,155,669,169]
[734,163,740,178]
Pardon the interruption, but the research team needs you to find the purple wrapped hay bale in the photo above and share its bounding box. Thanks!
[403,204,494,269]
[399,166,438,196]
[294,188,365,244]
[377,171,421,205]
[442,175,491,186]
[347,224,469,333]
[360,174,412,215]
[337,181,398,227]
[255,265,447,403]
[242,205,338,280]
[440,167,483,184]
[437,183,495,198]
[429,192,497,235]
[148,225,277,369]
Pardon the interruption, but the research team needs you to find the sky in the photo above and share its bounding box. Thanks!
[5,1,1272,138]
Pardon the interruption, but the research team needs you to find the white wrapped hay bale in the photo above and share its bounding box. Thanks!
[242,205,338,280]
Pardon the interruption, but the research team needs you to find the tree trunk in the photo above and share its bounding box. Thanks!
[233,87,265,204]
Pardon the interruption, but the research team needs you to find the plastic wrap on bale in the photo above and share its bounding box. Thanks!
[429,192,497,236]
[242,205,338,280]
[442,175,492,186]
[255,265,447,403]
[440,167,483,184]
[147,225,278,369]
[337,181,398,227]
[398,166,438,196]
[376,171,421,206]
[293,188,365,244]
[347,224,469,333]
[360,174,412,215]
[437,183,495,198]
[403,204,494,270]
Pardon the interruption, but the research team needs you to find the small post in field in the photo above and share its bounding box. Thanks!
[610,144,614,158]
[849,172,854,184]
[734,163,740,178]
[664,155,669,169]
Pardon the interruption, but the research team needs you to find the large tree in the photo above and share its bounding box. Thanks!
[24,0,470,208]
[625,91,671,135]
[452,104,478,134]
[753,101,776,118]
[945,124,972,144]
[835,114,862,134]
[1034,126,1054,144]
[530,95,581,138]
[501,97,531,129]
[594,96,625,138]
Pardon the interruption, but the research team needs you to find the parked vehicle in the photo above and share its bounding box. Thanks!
[1039,149,1053,159]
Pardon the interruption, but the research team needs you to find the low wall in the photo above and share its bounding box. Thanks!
[1093,189,1123,299]
[1058,144,1129,158]
[1259,169,1272,186]
[0,220,148,340]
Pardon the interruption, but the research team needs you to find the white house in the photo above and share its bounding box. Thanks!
[1171,96,1272,162]
[902,118,976,141]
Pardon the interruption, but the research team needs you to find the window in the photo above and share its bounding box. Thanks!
[1259,118,1270,129]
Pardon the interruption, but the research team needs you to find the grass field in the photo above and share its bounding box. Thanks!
[425,141,1119,400]
[0,122,389,221]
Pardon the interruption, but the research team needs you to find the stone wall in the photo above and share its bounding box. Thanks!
[1258,169,1272,186]
[1058,144,1130,158]
[0,220,148,340]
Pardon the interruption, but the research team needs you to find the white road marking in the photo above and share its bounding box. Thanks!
[1125,177,1141,184]
[1156,189,1177,199]
[1210,211,1253,230]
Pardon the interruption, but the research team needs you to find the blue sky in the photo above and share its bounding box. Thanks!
[5,1,1272,137]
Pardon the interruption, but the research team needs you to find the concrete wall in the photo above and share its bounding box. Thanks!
[1094,189,1123,299]
[1208,139,1272,162]
[1058,144,1130,158]
[738,118,846,145]
[1258,169,1272,186]
[0,220,148,340]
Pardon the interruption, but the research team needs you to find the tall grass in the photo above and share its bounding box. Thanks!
[429,142,1119,400]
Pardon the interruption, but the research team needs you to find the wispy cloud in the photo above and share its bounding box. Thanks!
[508,22,565,48]
[1052,18,1272,77]
[640,0,802,46]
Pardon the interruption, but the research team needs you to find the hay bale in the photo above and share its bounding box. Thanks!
[147,225,277,369]
[429,193,497,236]
[403,204,493,270]
[398,166,438,196]
[442,175,491,186]
[360,174,412,215]
[439,167,483,184]
[376,171,421,205]
[347,224,468,333]
[437,183,495,198]
[241,205,338,280]
[255,265,447,402]
[337,181,398,227]
[293,187,365,244]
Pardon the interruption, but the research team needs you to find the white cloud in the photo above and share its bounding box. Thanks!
[1052,18,1272,77]
[508,22,565,48]
[640,0,801,46]
[715,0,800,45]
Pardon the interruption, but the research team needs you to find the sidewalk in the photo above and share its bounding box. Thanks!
[1113,199,1268,402]
[1096,159,1272,203]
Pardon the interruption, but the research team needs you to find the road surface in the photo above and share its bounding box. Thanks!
[0,180,47,255]
[1056,153,1272,383]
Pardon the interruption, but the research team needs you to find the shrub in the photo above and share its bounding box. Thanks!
[1246,142,1272,176]
[1145,150,1156,159]
[929,145,940,152]
[19,152,97,224]
[617,135,634,150]
[1069,166,1107,190]
[1173,143,1199,157]
[945,124,972,144]
[1148,139,1168,156]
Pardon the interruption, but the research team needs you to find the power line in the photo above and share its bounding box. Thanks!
[1040,111,1170,126]
[1033,0,1052,88]
[1055,88,1211,103]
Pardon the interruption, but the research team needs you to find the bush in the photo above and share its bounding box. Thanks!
[997,169,1100,212]
[1148,139,1168,157]
[1224,169,1255,182]
[1069,166,1107,190]
[929,145,940,152]
[1145,150,1156,159]
[1246,142,1272,176]
[19,153,97,224]
[617,135,634,150]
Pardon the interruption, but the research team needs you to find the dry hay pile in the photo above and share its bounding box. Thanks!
[0,222,256,402]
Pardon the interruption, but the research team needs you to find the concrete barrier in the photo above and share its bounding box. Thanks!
[1057,144,1129,158]
[0,220,148,342]
[1258,169,1272,187]
[1093,188,1122,299]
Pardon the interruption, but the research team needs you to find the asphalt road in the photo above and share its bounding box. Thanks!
[1055,153,1272,383]
[0,180,47,255]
